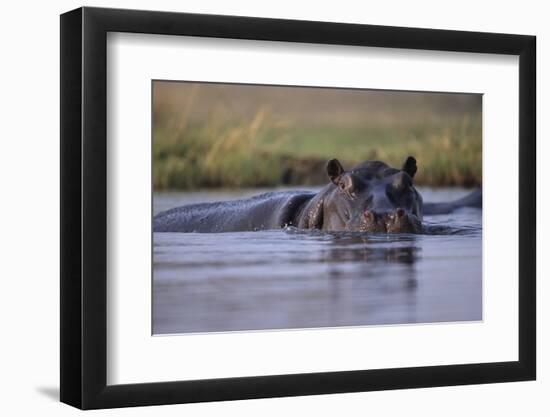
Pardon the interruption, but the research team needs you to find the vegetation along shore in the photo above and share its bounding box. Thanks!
[153,82,482,190]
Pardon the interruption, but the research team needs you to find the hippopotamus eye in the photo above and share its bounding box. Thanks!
[337,174,362,199]
[392,172,412,190]
[338,182,357,200]
[338,177,354,193]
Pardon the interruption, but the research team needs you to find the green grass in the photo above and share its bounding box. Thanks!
[153,110,481,190]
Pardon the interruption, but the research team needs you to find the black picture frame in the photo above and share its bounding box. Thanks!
[60,6,536,410]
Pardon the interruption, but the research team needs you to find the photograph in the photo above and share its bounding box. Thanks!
[55,3,537,411]
[152,81,483,335]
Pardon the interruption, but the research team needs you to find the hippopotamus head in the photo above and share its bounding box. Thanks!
[298,157,423,233]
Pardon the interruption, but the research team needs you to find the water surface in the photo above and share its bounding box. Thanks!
[153,188,482,334]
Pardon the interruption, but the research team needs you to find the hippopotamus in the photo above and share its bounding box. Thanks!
[153,157,482,234]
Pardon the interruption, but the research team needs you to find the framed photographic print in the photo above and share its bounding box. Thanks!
[60,6,536,409]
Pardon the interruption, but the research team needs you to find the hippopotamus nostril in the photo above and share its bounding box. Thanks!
[364,210,375,222]
[384,208,422,233]
[361,210,387,233]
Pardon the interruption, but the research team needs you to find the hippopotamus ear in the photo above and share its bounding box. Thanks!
[402,156,417,178]
[326,159,345,184]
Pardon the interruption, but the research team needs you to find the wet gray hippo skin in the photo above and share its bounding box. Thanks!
[153,157,482,233]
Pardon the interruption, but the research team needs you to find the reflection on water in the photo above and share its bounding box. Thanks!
[153,188,482,335]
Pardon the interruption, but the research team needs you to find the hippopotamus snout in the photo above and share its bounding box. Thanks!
[362,210,387,232]
[362,208,421,233]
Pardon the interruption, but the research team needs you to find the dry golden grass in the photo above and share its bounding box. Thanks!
[153,82,482,190]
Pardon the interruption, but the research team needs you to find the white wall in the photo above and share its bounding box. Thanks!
[0,0,545,415]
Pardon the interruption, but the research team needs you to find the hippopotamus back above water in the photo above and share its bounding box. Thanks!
[153,157,482,234]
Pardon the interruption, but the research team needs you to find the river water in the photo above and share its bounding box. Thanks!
[153,188,482,335]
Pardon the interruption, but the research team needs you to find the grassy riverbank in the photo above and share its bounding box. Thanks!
[153,83,482,190]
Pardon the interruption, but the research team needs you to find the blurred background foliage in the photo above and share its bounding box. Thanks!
[153,81,482,190]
